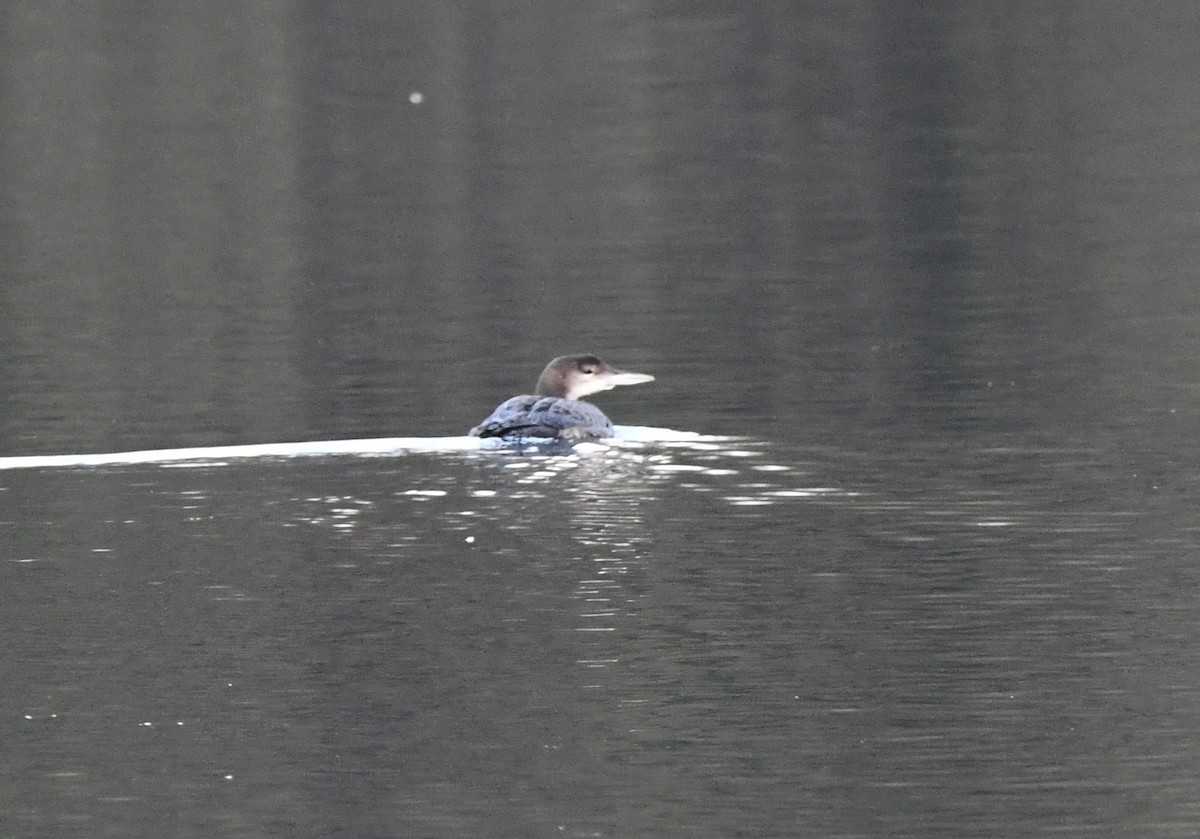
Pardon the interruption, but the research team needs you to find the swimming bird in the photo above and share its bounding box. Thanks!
[469,354,655,440]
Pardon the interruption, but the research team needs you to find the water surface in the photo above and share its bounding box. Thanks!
[4,3,1200,837]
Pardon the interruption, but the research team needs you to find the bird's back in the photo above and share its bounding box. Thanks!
[469,395,615,440]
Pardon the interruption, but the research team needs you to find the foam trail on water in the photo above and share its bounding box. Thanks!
[0,426,718,470]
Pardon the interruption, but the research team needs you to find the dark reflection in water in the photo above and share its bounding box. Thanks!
[4,3,1199,454]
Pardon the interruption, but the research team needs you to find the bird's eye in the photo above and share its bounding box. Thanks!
[582,367,595,374]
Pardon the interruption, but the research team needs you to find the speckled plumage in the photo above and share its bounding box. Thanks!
[469,395,616,440]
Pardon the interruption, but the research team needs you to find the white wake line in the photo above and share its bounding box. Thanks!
[0,426,726,470]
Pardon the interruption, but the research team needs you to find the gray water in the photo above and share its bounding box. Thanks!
[5,4,1200,837]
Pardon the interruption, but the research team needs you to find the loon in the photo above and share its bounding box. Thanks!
[469,354,655,440]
